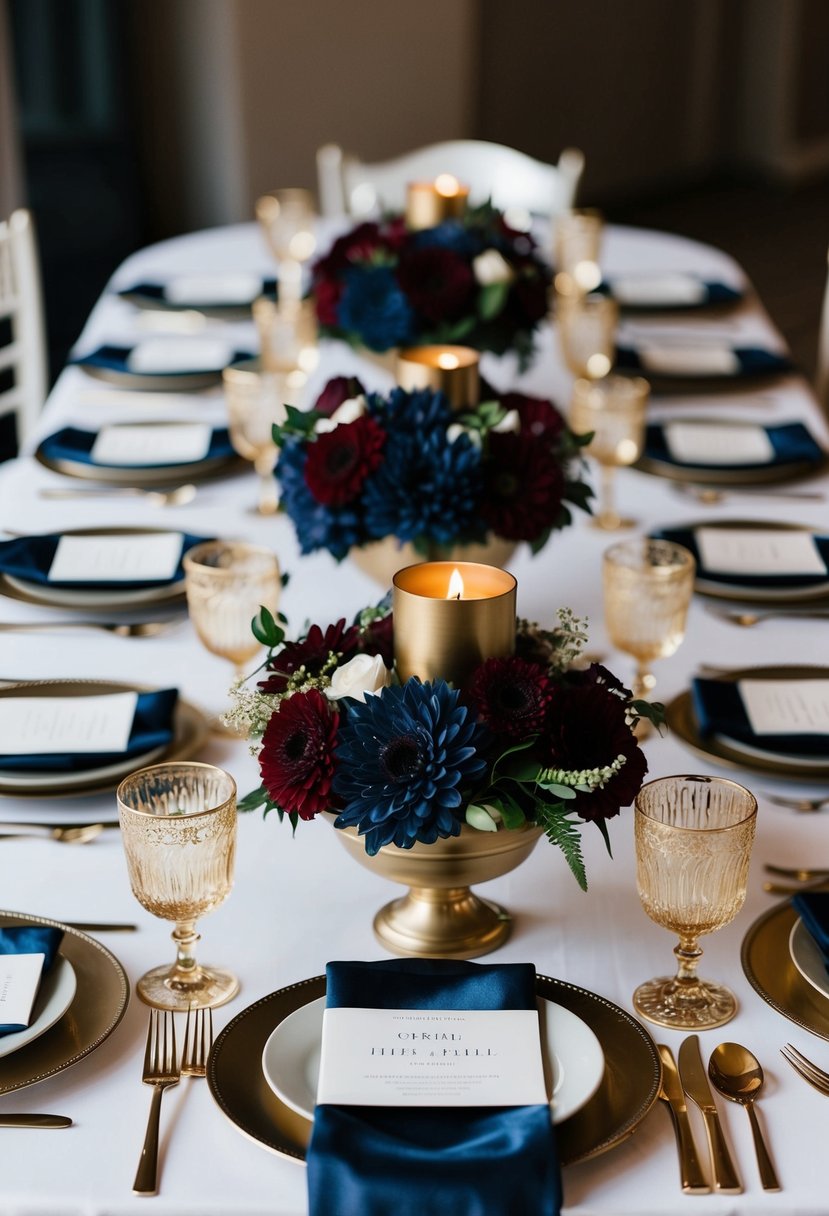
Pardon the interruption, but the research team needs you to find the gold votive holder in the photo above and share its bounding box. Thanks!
[405,175,470,230]
[396,345,480,411]
[393,561,516,687]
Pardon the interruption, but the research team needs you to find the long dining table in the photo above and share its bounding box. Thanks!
[0,218,827,1215]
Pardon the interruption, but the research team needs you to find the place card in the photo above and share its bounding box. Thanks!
[639,345,739,376]
[48,533,184,583]
[739,679,829,737]
[164,273,261,306]
[316,1007,548,1108]
[0,954,44,1030]
[90,423,212,466]
[126,337,233,374]
[612,273,706,307]
[663,422,775,465]
[0,691,138,756]
[695,528,826,576]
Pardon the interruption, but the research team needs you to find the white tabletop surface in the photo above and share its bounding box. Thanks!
[0,220,828,1214]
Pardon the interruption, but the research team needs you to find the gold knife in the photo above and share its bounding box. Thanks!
[0,1115,72,1128]
[657,1044,710,1193]
[678,1034,742,1193]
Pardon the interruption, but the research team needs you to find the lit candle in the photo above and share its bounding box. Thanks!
[393,562,516,687]
[396,345,480,411]
[405,175,470,230]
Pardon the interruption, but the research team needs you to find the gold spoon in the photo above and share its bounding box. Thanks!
[708,1043,781,1191]
[0,823,105,844]
[0,620,177,638]
[708,608,829,628]
[39,484,197,507]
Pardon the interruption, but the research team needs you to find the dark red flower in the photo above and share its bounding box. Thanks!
[503,392,565,443]
[313,276,343,327]
[481,433,565,541]
[259,620,360,696]
[396,247,476,324]
[303,415,385,506]
[259,689,339,820]
[314,375,366,418]
[467,656,553,740]
[511,270,550,323]
[540,683,647,822]
[359,612,394,667]
[317,222,384,273]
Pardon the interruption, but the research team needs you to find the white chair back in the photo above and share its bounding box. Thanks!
[0,209,48,450]
[816,243,829,412]
[317,140,584,223]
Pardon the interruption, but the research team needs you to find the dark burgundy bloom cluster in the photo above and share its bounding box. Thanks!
[259,619,359,696]
[467,657,553,740]
[481,432,565,541]
[303,414,385,506]
[259,688,339,820]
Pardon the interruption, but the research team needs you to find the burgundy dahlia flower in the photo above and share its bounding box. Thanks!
[259,688,339,820]
[467,656,553,740]
[314,376,365,417]
[395,247,476,325]
[259,620,360,696]
[503,392,565,443]
[481,432,565,541]
[303,414,385,506]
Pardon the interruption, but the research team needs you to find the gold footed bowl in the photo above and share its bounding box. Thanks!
[326,815,543,958]
[349,535,518,589]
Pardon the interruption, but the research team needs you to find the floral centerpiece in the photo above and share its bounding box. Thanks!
[312,203,552,368]
[232,600,663,892]
[273,376,592,564]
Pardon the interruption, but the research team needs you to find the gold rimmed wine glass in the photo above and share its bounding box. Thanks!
[183,540,281,679]
[602,537,695,701]
[553,208,604,296]
[634,774,757,1030]
[118,762,238,1010]
[255,188,316,305]
[252,296,319,376]
[556,291,618,380]
[570,374,649,529]
[223,357,307,515]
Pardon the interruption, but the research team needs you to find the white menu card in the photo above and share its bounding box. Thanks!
[640,346,739,376]
[695,528,826,576]
[0,954,44,1029]
[316,1007,548,1107]
[49,533,184,583]
[126,337,232,373]
[90,424,212,466]
[739,680,829,736]
[663,422,774,465]
[612,273,706,307]
[164,273,261,306]
[0,691,139,756]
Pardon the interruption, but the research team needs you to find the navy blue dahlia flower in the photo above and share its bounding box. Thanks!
[333,680,488,854]
[337,265,415,351]
[276,438,365,559]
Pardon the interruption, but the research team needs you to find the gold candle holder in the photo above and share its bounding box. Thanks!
[396,345,480,412]
[393,561,516,687]
[405,175,469,230]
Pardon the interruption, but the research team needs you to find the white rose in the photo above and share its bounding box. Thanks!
[326,652,391,703]
[491,408,521,434]
[473,248,514,286]
[446,423,482,447]
[314,394,368,434]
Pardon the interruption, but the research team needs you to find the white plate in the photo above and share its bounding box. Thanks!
[3,572,185,609]
[0,741,166,791]
[0,956,77,1059]
[261,995,604,1125]
[789,918,829,1002]
[715,733,829,772]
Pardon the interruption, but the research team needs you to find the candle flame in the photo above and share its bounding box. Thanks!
[447,567,465,600]
[435,174,460,197]
[437,352,460,370]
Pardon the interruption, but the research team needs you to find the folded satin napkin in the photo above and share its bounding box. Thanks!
[691,677,827,757]
[0,531,209,590]
[0,686,178,773]
[307,958,561,1216]
[615,345,793,378]
[71,344,253,375]
[643,421,823,470]
[793,893,829,974]
[118,277,276,306]
[651,527,829,590]
[0,925,64,1035]
[37,425,235,468]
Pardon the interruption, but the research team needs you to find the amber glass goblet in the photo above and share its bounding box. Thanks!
[570,374,649,529]
[184,540,281,678]
[224,357,309,515]
[553,208,604,296]
[255,188,316,304]
[556,291,618,379]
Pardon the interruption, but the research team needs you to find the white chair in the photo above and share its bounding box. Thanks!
[317,140,584,224]
[816,243,829,411]
[0,209,48,451]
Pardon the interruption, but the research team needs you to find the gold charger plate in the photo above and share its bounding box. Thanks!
[635,417,826,486]
[77,363,225,392]
[666,664,829,782]
[206,974,661,1167]
[0,910,129,1094]
[742,900,829,1041]
[0,679,209,799]
[35,422,243,487]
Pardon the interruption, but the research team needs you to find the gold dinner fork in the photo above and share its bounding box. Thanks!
[780,1044,829,1095]
[133,1009,179,1196]
[181,1005,213,1079]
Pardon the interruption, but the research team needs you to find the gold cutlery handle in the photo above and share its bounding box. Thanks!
[701,1107,742,1193]
[0,1114,72,1128]
[746,1103,781,1191]
[133,1083,167,1195]
[664,1103,710,1193]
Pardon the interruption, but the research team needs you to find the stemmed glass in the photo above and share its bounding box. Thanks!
[255,188,316,305]
[570,374,649,529]
[556,291,618,380]
[117,762,238,1010]
[634,774,757,1029]
[183,540,281,679]
[223,357,306,515]
[553,208,604,296]
[602,538,695,701]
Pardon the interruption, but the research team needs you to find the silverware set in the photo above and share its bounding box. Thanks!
[762,860,829,895]
[38,483,198,507]
[0,619,179,638]
[706,607,829,628]
[0,818,120,843]
[780,1043,829,1094]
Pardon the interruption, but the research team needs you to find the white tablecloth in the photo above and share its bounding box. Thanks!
[0,222,827,1215]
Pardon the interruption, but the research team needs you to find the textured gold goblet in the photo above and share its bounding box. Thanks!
[556,291,618,380]
[570,375,649,530]
[255,188,316,304]
[553,208,604,296]
[184,540,281,678]
[633,774,757,1030]
[118,762,238,1010]
[224,357,308,516]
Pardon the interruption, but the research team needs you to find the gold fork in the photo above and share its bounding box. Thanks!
[181,1005,213,1079]
[133,1009,179,1196]
[780,1044,829,1095]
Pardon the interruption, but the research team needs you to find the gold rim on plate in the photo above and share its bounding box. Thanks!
[77,363,225,392]
[635,417,826,486]
[741,900,829,1042]
[35,422,242,487]
[206,974,661,1167]
[666,664,829,782]
[0,679,209,799]
[0,911,129,1094]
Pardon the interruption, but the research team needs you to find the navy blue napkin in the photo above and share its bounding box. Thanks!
[0,925,64,1035]
[307,959,561,1216]
[37,425,235,469]
[117,278,276,307]
[691,677,827,758]
[0,686,178,773]
[71,344,254,376]
[616,345,793,378]
[651,526,829,590]
[643,421,824,472]
[793,893,829,974]
[597,279,742,309]
[0,531,209,590]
